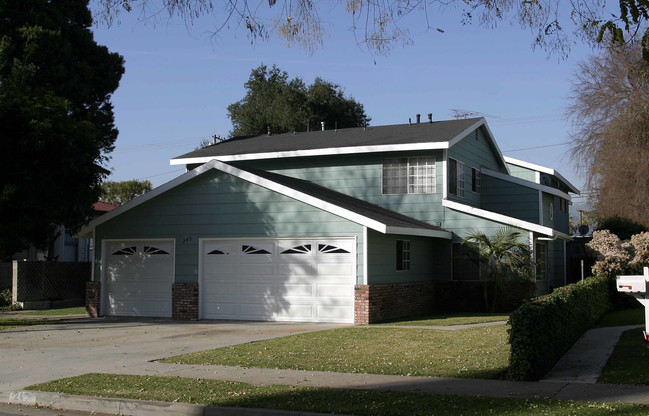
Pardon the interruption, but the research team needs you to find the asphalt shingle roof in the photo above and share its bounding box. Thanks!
[173,118,483,161]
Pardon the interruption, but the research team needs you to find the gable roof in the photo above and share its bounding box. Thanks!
[171,118,507,171]
[80,160,451,239]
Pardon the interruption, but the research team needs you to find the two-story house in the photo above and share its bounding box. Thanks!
[80,117,578,324]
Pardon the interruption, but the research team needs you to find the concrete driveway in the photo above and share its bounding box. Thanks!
[0,317,346,392]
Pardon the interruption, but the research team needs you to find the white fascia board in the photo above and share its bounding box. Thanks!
[442,199,556,237]
[385,226,452,239]
[504,156,580,195]
[448,118,510,173]
[482,168,572,201]
[79,161,218,235]
[170,141,450,166]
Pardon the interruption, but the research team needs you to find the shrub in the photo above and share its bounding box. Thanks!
[507,275,611,381]
[0,288,11,308]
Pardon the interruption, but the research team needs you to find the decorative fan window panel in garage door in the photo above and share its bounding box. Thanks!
[104,239,174,317]
[200,238,356,323]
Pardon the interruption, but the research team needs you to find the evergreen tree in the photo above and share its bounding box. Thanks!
[0,0,125,259]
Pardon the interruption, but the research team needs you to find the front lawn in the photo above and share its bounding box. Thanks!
[27,374,647,416]
[22,306,87,316]
[163,325,510,379]
[376,313,509,327]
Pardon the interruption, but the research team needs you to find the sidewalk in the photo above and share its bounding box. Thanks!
[3,323,649,416]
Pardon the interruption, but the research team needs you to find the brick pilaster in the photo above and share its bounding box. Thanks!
[172,283,199,320]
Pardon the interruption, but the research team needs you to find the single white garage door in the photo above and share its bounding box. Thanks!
[103,239,174,317]
[200,238,356,323]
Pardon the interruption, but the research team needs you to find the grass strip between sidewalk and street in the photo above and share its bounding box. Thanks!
[27,373,648,416]
[598,327,649,385]
[163,326,510,379]
[0,318,61,331]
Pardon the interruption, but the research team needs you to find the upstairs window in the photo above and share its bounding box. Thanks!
[448,158,465,197]
[560,198,567,213]
[382,157,436,194]
[472,168,481,194]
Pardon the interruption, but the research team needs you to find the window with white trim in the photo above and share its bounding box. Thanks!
[382,157,436,194]
[396,240,411,271]
[448,158,465,197]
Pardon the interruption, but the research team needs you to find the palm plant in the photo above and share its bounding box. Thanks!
[462,228,532,312]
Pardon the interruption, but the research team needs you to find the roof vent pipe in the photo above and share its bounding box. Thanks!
[416,114,421,123]
[428,113,433,123]
[321,121,325,131]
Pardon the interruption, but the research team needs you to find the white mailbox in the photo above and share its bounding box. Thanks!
[616,267,649,342]
[617,275,647,293]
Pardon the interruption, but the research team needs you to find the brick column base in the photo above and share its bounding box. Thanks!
[354,282,435,325]
[86,281,101,317]
[172,283,199,320]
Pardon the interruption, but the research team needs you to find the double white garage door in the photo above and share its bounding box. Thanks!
[104,238,356,323]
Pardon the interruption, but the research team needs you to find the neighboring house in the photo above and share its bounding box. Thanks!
[80,117,578,324]
[12,202,118,263]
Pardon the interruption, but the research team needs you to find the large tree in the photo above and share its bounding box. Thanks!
[95,0,649,60]
[0,0,125,259]
[568,42,649,226]
[227,64,370,137]
[100,180,152,205]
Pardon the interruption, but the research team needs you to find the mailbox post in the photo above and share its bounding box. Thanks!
[616,266,649,342]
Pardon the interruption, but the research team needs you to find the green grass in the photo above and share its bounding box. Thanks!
[376,313,510,326]
[163,326,510,379]
[595,307,644,328]
[599,328,649,385]
[0,318,61,331]
[27,374,648,416]
[21,306,86,316]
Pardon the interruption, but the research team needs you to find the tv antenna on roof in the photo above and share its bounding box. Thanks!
[450,109,500,119]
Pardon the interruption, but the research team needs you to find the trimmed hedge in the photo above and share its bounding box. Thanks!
[507,275,611,381]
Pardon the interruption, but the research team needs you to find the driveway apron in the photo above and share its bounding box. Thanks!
[0,317,346,392]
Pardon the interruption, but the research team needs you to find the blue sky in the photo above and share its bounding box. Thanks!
[90,4,596,211]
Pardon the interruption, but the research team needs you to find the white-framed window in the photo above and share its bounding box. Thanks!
[471,167,481,194]
[448,158,465,197]
[382,157,436,194]
[396,240,411,271]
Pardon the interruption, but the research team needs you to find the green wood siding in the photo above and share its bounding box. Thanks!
[95,169,364,284]
[481,175,540,223]
[238,152,447,225]
[506,163,537,182]
[366,229,451,284]
[447,127,505,207]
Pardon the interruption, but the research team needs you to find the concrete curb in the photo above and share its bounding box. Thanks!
[0,390,348,416]
[2,390,205,416]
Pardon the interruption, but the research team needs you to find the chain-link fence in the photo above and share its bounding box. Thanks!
[13,261,91,302]
[0,262,11,291]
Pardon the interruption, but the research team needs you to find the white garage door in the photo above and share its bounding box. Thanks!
[103,240,174,317]
[200,238,356,323]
